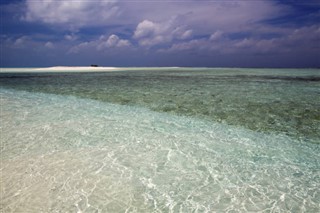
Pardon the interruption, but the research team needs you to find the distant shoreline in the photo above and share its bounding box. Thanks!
[38,66,120,71]
[0,66,121,72]
[0,66,319,73]
[0,66,124,73]
[0,66,184,73]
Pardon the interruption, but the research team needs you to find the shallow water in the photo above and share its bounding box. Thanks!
[0,68,320,212]
[1,68,319,143]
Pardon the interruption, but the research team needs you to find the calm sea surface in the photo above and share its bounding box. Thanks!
[1,68,319,212]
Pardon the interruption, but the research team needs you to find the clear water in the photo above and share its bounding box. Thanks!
[0,68,320,212]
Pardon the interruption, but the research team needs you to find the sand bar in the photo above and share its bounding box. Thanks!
[0,66,124,73]
[0,66,188,73]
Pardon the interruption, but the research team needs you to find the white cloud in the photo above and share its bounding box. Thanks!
[22,0,290,41]
[69,34,131,53]
[231,25,320,54]
[97,34,131,50]
[133,18,193,47]
[117,39,131,48]
[14,37,26,45]
[44,41,54,49]
[64,34,78,41]
[179,29,193,40]
[13,36,29,48]
[288,25,320,43]
[5,36,58,52]
[21,0,291,39]
[23,0,120,29]
[161,24,320,55]
[210,31,223,41]
[123,1,289,37]
[234,38,253,48]
[69,42,90,54]
[161,39,208,53]
[133,20,158,39]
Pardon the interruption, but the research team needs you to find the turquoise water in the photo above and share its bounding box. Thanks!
[0,68,320,212]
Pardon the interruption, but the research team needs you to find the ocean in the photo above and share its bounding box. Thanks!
[0,68,319,212]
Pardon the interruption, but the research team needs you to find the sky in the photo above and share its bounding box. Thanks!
[1,0,320,67]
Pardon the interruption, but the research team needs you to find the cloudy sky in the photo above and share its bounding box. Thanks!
[1,0,320,67]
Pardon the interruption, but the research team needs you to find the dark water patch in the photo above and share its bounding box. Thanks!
[257,75,320,82]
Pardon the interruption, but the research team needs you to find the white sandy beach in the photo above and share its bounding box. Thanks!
[0,66,122,73]
[0,66,185,73]
[38,66,120,71]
